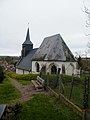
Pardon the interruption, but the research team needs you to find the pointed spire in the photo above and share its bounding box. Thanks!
[23,27,33,45]
[22,27,33,57]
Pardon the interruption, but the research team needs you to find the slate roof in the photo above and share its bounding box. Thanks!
[16,48,38,71]
[23,28,33,45]
[32,34,75,61]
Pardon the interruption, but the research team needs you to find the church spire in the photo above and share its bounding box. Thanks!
[22,27,33,57]
[23,27,33,45]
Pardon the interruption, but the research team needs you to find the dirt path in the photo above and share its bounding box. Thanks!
[10,79,48,101]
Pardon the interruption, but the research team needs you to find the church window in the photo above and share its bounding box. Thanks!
[62,64,65,74]
[36,62,40,72]
[51,65,57,74]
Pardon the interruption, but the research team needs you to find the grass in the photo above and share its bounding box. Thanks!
[64,85,83,108]
[16,79,32,85]
[0,76,82,119]
[46,74,90,109]
[54,83,90,109]
[17,94,81,120]
[0,77,20,104]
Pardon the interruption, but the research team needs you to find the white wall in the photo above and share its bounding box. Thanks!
[16,61,77,75]
[24,70,30,74]
[16,68,30,74]
[32,61,77,75]
[16,68,23,74]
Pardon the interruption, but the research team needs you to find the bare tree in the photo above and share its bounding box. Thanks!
[83,2,90,47]
[84,6,90,28]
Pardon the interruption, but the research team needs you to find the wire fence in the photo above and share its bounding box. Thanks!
[41,73,90,109]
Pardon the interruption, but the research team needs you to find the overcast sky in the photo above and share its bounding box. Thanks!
[0,0,89,56]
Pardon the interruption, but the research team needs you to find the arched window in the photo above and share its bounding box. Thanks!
[35,62,40,72]
[41,65,46,74]
[62,64,65,74]
[51,65,57,74]
[67,63,75,75]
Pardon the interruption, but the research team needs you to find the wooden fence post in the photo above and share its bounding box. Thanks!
[40,71,42,77]
[69,73,74,100]
[58,68,64,94]
[83,77,89,120]
[47,72,49,87]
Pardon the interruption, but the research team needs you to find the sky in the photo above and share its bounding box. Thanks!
[0,0,90,57]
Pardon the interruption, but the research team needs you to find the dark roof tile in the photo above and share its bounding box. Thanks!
[16,48,38,70]
[32,34,75,61]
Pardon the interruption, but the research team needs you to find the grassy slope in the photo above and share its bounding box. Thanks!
[0,77,20,104]
[17,94,81,120]
[0,76,82,119]
[64,86,83,107]
[16,79,32,85]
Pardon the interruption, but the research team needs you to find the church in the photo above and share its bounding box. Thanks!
[16,28,77,75]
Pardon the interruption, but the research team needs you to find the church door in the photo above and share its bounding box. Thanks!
[51,65,57,74]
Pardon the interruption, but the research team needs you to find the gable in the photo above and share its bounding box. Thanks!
[32,34,75,62]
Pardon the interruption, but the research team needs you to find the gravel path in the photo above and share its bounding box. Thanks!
[10,79,48,101]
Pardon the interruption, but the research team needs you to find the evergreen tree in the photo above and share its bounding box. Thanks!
[0,66,4,83]
[77,56,83,69]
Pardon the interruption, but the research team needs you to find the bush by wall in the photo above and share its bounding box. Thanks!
[7,72,83,84]
[61,75,83,84]
[6,72,39,81]
[41,74,83,83]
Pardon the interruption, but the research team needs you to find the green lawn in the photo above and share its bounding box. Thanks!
[64,85,83,107]
[0,77,20,104]
[16,79,32,85]
[0,77,82,119]
[54,84,90,108]
[17,94,81,120]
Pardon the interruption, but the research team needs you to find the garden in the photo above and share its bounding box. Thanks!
[6,72,90,109]
[0,72,83,119]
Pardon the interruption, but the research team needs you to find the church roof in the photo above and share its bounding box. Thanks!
[32,34,75,61]
[16,48,38,71]
[23,28,33,45]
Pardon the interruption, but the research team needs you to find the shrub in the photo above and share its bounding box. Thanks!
[6,72,39,81]
[61,74,83,84]
[41,74,83,87]
[0,66,4,83]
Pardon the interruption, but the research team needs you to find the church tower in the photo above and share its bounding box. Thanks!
[21,28,33,57]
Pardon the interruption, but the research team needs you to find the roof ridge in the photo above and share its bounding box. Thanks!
[44,33,60,39]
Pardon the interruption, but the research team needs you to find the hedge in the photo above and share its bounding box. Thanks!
[61,75,83,84]
[6,72,39,81]
[6,72,84,84]
[41,74,83,85]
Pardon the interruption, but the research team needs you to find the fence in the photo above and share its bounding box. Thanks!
[41,73,90,119]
